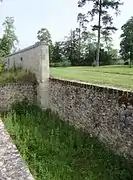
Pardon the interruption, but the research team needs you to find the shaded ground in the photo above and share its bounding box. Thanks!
[3,103,133,180]
[50,65,133,90]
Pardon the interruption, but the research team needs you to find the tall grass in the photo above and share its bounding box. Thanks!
[3,102,133,180]
[0,69,37,84]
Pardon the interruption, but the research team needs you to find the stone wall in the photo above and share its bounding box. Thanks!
[4,42,49,83]
[49,78,133,158]
[4,42,49,108]
[0,83,37,112]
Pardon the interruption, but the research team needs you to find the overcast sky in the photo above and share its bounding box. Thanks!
[0,0,132,50]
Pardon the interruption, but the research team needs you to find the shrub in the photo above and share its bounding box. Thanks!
[124,61,129,65]
[50,60,71,67]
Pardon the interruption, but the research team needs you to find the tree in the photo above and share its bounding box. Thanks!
[77,13,89,60]
[77,13,89,32]
[101,30,113,52]
[120,16,133,67]
[63,30,82,65]
[50,42,63,63]
[0,17,18,57]
[78,0,123,66]
[37,28,52,45]
[49,26,117,67]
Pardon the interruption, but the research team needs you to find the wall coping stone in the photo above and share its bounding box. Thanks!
[0,82,36,87]
[4,41,47,58]
[0,120,34,179]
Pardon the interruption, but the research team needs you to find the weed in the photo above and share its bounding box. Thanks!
[3,102,133,180]
[0,69,37,84]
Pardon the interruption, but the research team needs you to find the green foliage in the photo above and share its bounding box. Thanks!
[48,21,118,67]
[50,29,117,66]
[120,16,133,67]
[50,42,63,63]
[37,28,52,45]
[3,101,133,180]
[47,1,120,67]
[0,63,4,72]
[78,0,123,66]
[0,69,37,84]
[0,17,18,56]
[0,17,18,69]
[101,30,113,51]
[50,60,71,67]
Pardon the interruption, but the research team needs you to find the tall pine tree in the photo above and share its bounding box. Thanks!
[78,0,123,66]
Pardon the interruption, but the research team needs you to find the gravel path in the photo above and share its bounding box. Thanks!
[0,120,34,180]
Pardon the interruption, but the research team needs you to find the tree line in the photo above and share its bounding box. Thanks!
[1,0,133,67]
[37,0,123,67]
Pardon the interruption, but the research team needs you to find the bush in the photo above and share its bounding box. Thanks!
[50,60,71,67]
[124,61,129,65]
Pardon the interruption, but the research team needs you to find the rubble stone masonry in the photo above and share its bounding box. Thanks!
[0,83,37,112]
[49,77,133,158]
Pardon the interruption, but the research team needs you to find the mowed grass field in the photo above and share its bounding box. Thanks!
[50,65,133,90]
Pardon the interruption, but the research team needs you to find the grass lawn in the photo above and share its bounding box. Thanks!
[2,102,133,180]
[50,65,133,90]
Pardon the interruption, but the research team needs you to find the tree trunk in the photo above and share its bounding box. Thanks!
[130,52,132,68]
[96,0,102,66]
[78,25,81,63]
[129,59,132,68]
